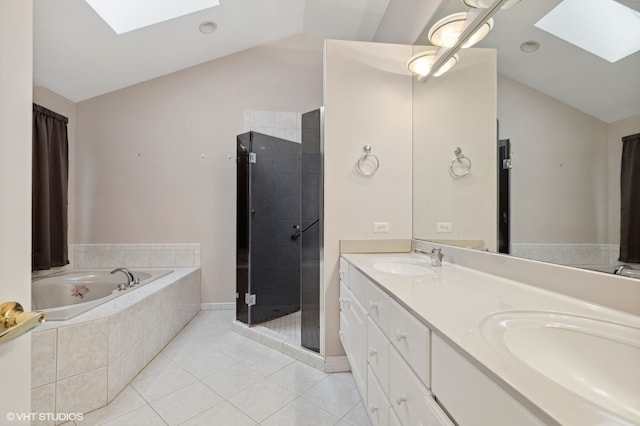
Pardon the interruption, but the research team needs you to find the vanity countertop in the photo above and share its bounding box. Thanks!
[341,252,640,426]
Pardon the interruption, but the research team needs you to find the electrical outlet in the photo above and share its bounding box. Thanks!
[436,222,452,233]
[373,222,390,233]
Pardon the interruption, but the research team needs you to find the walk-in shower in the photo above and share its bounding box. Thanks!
[236,109,322,353]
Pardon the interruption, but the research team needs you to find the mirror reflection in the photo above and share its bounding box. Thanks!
[412,0,640,274]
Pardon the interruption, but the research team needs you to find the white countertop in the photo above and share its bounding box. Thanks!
[342,253,640,426]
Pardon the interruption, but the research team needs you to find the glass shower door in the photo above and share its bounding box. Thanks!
[237,131,301,326]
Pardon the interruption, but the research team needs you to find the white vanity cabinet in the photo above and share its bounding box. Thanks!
[341,261,453,426]
[339,258,368,399]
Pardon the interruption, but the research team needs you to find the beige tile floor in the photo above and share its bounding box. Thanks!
[64,310,370,426]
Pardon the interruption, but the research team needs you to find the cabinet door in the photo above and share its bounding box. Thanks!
[432,334,544,426]
[389,298,430,387]
[389,347,434,426]
[349,296,368,400]
[339,281,350,352]
[367,366,390,426]
[389,409,402,426]
[367,317,390,393]
[367,281,391,337]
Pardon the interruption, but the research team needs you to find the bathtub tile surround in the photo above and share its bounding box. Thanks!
[511,243,621,267]
[72,243,201,269]
[31,329,57,388]
[77,310,368,426]
[31,268,200,425]
[56,318,109,379]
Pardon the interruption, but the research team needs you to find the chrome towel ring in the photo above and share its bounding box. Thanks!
[449,147,471,178]
[355,144,380,176]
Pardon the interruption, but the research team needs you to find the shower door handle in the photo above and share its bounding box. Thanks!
[0,301,46,345]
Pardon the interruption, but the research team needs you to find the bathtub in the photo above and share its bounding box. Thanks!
[32,269,172,321]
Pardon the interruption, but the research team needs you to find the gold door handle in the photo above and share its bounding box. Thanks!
[0,302,46,345]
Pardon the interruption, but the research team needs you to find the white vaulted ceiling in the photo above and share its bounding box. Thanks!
[34,0,417,102]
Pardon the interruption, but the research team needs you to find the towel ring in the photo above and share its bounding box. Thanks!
[449,147,471,178]
[355,145,380,176]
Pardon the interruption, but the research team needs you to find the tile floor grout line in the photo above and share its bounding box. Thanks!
[79,311,369,426]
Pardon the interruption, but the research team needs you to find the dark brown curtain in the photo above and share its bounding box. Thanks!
[620,132,640,263]
[32,104,69,270]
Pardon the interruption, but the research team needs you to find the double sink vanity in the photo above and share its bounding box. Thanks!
[339,242,640,426]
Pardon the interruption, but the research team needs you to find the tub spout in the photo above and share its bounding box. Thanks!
[111,268,138,287]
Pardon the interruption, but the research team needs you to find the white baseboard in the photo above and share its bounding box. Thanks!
[201,302,235,311]
[324,356,351,373]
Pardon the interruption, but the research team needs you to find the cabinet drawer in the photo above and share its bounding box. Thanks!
[350,266,370,307]
[367,317,389,393]
[389,347,433,426]
[366,281,390,336]
[389,298,430,387]
[367,367,390,426]
[432,334,544,426]
[340,257,349,286]
[349,296,368,400]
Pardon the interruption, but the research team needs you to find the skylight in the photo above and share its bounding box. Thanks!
[534,0,640,63]
[85,0,220,34]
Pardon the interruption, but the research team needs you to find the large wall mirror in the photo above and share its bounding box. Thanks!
[413,0,640,274]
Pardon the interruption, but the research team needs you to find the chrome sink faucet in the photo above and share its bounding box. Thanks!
[414,247,443,267]
[111,267,138,288]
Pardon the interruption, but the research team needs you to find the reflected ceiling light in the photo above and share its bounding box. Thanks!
[520,40,540,53]
[463,0,521,9]
[85,0,220,34]
[428,12,494,48]
[407,49,459,78]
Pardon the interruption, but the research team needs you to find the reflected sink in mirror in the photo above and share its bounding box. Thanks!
[372,261,434,276]
[482,311,640,423]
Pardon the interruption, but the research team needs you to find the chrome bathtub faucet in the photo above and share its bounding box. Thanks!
[414,247,443,267]
[111,267,139,288]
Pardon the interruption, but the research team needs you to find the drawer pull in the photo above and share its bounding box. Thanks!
[369,301,379,310]
[395,393,407,405]
[369,404,379,413]
[339,271,345,280]
[395,330,407,341]
[369,348,378,357]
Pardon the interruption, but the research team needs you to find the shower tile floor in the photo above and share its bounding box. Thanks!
[67,310,369,426]
[261,310,301,344]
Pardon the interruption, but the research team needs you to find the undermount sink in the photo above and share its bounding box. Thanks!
[482,311,640,422]
[372,261,434,276]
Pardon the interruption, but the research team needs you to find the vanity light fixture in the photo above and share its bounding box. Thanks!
[428,12,494,49]
[462,0,521,9]
[407,49,459,78]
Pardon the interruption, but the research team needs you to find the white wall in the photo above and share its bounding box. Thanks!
[0,0,34,420]
[74,33,324,304]
[323,40,413,356]
[607,114,640,245]
[497,74,608,244]
[413,48,498,251]
[33,87,77,246]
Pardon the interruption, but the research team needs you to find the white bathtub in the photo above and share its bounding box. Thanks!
[32,269,172,321]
